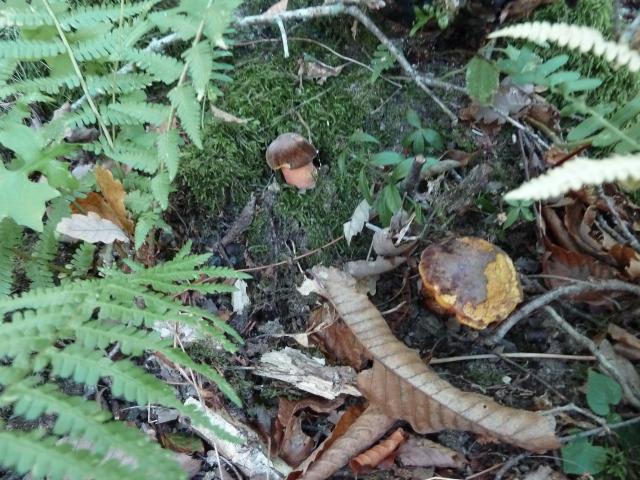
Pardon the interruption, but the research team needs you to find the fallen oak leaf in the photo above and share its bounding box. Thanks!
[607,324,640,361]
[302,267,560,452]
[56,212,129,244]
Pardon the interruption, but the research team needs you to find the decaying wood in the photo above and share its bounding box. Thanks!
[253,347,361,399]
[185,398,290,479]
[303,267,561,452]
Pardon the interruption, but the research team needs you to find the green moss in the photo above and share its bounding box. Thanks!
[178,44,395,262]
[533,0,640,104]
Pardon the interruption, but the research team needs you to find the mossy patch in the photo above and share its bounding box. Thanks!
[176,43,402,262]
[533,0,640,104]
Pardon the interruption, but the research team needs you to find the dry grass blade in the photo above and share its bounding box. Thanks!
[308,267,560,452]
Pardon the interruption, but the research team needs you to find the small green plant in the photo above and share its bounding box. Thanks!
[403,108,444,155]
[410,3,450,36]
[502,199,535,229]
[561,370,627,477]
[369,44,396,84]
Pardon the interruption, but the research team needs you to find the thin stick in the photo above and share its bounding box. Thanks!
[344,6,459,124]
[598,186,640,253]
[487,279,640,344]
[493,452,530,480]
[239,235,344,273]
[544,306,640,409]
[429,352,595,364]
[42,0,113,148]
[559,416,640,444]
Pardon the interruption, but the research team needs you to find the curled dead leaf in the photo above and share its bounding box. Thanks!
[349,428,407,473]
[305,267,560,452]
[419,237,523,329]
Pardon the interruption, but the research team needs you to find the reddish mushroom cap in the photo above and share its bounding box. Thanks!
[266,132,317,170]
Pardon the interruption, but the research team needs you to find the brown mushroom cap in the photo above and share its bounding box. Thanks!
[266,132,317,170]
[418,237,523,330]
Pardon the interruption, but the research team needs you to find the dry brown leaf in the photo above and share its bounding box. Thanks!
[419,237,523,329]
[210,105,248,125]
[274,397,344,468]
[290,403,367,479]
[301,405,395,480]
[349,428,407,473]
[542,242,621,302]
[396,435,466,469]
[305,267,560,452]
[264,0,288,15]
[499,0,557,22]
[297,57,344,85]
[56,212,129,244]
[526,102,560,131]
[523,465,568,480]
[308,307,371,371]
[74,166,134,235]
[608,324,640,360]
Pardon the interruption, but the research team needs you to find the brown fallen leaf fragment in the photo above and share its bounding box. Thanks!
[264,0,288,15]
[523,465,568,480]
[608,324,640,360]
[308,307,372,371]
[290,403,367,479]
[304,267,560,452]
[499,0,557,22]
[598,340,640,406]
[419,237,523,329]
[301,404,396,480]
[274,397,345,467]
[298,57,344,85]
[396,435,466,469]
[210,105,248,125]
[349,428,407,473]
[73,166,135,235]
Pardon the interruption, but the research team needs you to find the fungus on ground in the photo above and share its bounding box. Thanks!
[266,132,317,189]
[418,236,523,329]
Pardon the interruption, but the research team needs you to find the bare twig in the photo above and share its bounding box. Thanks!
[429,353,595,364]
[344,6,459,124]
[559,416,640,444]
[598,186,640,253]
[544,306,640,409]
[493,452,530,480]
[401,154,425,194]
[487,279,640,344]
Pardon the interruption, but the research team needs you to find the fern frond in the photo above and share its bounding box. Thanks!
[505,155,640,201]
[109,101,171,126]
[65,242,96,280]
[0,428,137,480]
[149,10,199,40]
[157,129,181,180]
[0,219,22,296]
[24,227,58,289]
[0,39,65,60]
[59,0,161,30]
[489,22,640,72]
[121,49,183,84]
[184,41,212,98]
[1,381,184,478]
[168,84,203,148]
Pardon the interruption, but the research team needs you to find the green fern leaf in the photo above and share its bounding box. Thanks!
[184,40,213,99]
[157,129,181,180]
[0,219,22,296]
[169,84,202,148]
[66,242,96,280]
[122,49,183,84]
[151,172,170,209]
[109,101,171,126]
[0,429,138,480]
[150,10,199,40]
[0,38,65,60]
